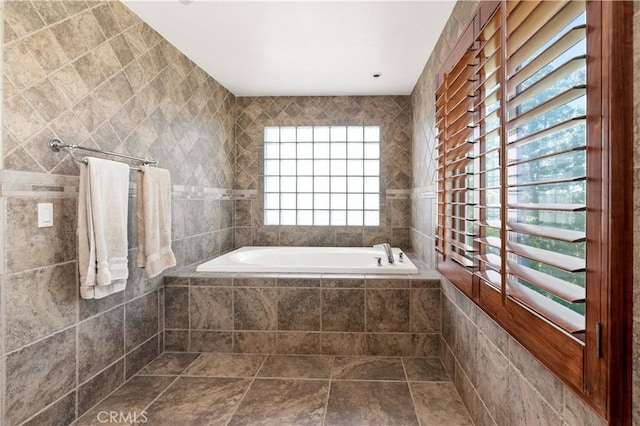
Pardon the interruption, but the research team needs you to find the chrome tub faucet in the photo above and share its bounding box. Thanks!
[373,243,394,264]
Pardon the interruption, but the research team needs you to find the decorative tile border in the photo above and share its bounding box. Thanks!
[0,170,79,197]
[0,170,239,200]
[386,189,411,199]
[411,186,436,199]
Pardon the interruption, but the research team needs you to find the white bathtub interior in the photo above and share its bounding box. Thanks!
[196,246,419,274]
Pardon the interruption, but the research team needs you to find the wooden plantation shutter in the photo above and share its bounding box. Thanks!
[472,0,587,335]
[434,1,633,421]
[435,25,477,279]
[503,0,587,334]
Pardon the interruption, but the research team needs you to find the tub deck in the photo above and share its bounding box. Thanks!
[195,246,420,274]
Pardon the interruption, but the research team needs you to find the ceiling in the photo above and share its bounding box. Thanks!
[122,1,456,97]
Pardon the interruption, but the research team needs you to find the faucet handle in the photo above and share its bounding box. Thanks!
[399,252,404,262]
[374,257,382,266]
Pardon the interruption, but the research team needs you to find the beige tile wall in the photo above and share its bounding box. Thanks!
[233,96,412,249]
[409,0,636,424]
[441,277,607,426]
[0,1,236,424]
[0,0,4,421]
[632,2,640,425]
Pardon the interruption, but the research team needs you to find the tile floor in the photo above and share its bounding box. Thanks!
[74,353,473,426]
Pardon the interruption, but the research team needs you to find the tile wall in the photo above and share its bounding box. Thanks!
[163,268,441,357]
[233,96,412,249]
[632,2,640,425]
[410,0,639,424]
[0,1,236,424]
[0,1,5,421]
[440,279,607,426]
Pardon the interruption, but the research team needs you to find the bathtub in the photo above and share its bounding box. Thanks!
[196,246,419,274]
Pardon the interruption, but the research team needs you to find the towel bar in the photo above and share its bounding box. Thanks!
[49,139,159,171]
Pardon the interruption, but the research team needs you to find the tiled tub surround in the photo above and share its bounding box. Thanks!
[163,253,441,356]
[233,96,413,249]
[1,1,236,425]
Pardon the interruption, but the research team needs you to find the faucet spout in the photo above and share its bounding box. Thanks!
[373,243,394,264]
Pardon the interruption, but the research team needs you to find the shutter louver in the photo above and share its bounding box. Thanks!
[473,7,504,291]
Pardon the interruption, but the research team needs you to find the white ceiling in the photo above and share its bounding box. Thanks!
[122,1,456,97]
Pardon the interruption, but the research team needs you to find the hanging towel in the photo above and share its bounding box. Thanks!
[78,157,130,299]
[136,166,176,277]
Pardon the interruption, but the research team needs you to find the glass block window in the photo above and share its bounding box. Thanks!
[263,125,381,226]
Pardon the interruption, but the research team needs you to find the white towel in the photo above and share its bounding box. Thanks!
[78,157,130,299]
[136,166,176,277]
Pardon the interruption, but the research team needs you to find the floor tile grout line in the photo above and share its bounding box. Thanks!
[244,376,332,382]
[331,356,405,381]
[156,352,207,378]
[180,374,264,379]
[327,378,409,383]
[175,352,205,378]
[401,357,423,426]
[143,373,417,383]
[129,351,207,421]
[17,389,76,426]
[136,373,183,378]
[224,354,269,426]
[71,352,148,425]
[321,355,336,426]
[253,353,270,378]
[136,375,182,423]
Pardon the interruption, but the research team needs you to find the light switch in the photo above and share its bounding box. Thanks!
[38,203,53,228]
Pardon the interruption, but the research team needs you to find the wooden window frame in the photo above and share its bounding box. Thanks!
[434,1,632,423]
